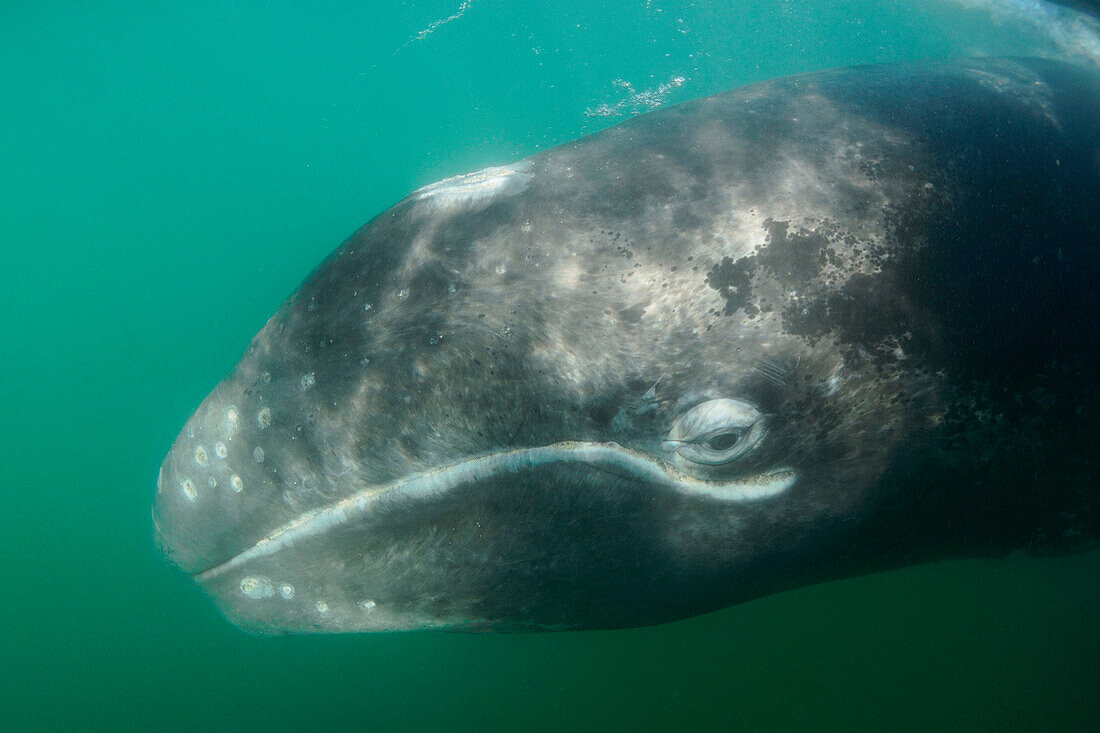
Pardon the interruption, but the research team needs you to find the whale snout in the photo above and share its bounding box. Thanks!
[153,381,291,576]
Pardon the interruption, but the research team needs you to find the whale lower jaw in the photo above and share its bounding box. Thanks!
[195,441,796,583]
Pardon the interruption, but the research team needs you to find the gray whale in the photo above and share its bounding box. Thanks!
[154,58,1099,633]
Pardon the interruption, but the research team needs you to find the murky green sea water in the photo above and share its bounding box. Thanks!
[1,1,1097,730]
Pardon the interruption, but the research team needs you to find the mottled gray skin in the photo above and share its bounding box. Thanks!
[154,58,1099,634]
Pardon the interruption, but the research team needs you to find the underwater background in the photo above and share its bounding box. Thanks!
[1,1,1098,730]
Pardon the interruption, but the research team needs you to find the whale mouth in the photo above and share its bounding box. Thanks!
[194,441,797,583]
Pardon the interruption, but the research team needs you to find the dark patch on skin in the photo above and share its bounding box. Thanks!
[708,219,877,327]
[586,394,623,432]
[673,204,705,231]
[780,296,829,345]
[705,256,757,316]
[782,272,935,366]
[758,219,827,288]
[742,216,925,362]
[830,275,918,360]
[619,302,648,324]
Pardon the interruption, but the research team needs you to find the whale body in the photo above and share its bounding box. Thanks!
[154,58,1099,633]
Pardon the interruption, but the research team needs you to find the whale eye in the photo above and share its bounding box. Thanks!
[702,429,745,452]
[664,398,766,466]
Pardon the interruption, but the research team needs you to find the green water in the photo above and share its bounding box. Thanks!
[1,1,1097,730]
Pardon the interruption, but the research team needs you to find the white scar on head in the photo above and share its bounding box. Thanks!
[414,161,534,211]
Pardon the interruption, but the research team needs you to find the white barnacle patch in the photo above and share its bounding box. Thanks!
[180,478,197,502]
[214,442,228,459]
[257,407,272,429]
[226,406,240,433]
[360,599,377,612]
[231,474,244,493]
[300,372,315,391]
[315,600,329,614]
[253,446,266,464]
[414,161,533,212]
[239,576,275,599]
[194,445,209,466]
[279,584,295,600]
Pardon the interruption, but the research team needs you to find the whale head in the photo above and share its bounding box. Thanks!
[154,59,1100,633]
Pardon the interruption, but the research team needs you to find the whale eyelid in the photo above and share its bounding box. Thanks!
[696,426,748,441]
[665,398,767,466]
[664,428,750,444]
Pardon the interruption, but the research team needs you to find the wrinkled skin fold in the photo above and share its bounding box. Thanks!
[155,58,1099,634]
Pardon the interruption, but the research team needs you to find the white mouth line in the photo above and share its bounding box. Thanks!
[195,441,797,582]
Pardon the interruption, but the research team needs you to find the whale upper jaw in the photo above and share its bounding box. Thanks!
[193,441,797,582]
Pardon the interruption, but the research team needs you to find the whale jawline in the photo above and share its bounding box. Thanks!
[194,441,797,582]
